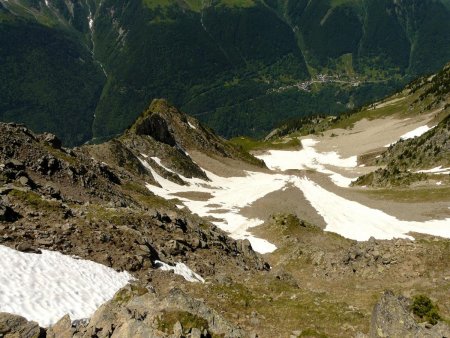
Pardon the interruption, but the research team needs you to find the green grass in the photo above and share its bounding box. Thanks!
[219,0,255,7]
[142,0,172,9]
[157,310,210,335]
[113,284,149,305]
[228,136,301,152]
[360,187,450,203]
[8,189,61,211]
[330,0,359,8]
[333,94,411,129]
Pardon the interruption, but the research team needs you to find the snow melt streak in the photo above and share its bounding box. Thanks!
[141,157,287,254]
[256,138,358,187]
[155,260,205,283]
[293,177,450,241]
[0,245,132,327]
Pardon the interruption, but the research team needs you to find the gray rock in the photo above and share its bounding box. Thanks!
[18,176,30,186]
[370,290,418,337]
[173,321,183,337]
[43,133,62,149]
[0,312,42,338]
[4,159,25,171]
[15,243,42,254]
[369,290,450,338]
[47,314,75,338]
[189,327,202,338]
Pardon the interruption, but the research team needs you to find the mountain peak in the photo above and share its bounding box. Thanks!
[126,99,265,167]
[129,99,179,147]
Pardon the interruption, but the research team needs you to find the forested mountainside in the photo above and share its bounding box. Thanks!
[1,0,450,145]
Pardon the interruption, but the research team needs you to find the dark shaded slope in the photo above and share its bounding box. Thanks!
[0,11,105,146]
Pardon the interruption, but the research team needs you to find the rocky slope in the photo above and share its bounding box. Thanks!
[354,114,450,187]
[351,64,450,187]
[1,101,450,337]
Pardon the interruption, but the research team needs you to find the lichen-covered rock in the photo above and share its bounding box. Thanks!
[47,314,75,338]
[369,291,450,338]
[0,312,42,338]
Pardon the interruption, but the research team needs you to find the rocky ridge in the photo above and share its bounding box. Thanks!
[0,106,270,337]
[1,101,450,337]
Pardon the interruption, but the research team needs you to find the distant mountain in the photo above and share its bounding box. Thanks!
[1,0,450,145]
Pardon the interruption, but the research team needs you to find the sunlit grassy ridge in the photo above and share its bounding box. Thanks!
[142,0,255,11]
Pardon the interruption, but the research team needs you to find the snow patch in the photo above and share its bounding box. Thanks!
[188,121,197,130]
[417,166,450,175]
[155,260,205,283]
[140,157,285,254]
[293,177,450,241]
[0,245,132,327]
[399,125,433,140]
[385,125,434,147]
[256,138,358,187]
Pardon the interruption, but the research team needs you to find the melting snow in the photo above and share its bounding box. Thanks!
[141,157,286,254]
[400,125,433,140]
[0,245,132,327]
[155,260,205,283]
[256,139,358,187]
[385,125,434,147]
[292,177,450,241]
[141,137,450,254]
[188,121,197,130]
[417,166,450,175]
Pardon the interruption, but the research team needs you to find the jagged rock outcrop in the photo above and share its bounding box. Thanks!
[127,99,264,166]
[0,312,42,338]
[369,291,450,338]
[0,120,269,283]
[2,286,248,338]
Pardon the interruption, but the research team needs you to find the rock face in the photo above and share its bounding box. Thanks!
[0,312,42,338]
[369,291,450,338]
[135,113,177,147]
[127,99,265,167]
[46,315,74,338]
[22,286,247,338]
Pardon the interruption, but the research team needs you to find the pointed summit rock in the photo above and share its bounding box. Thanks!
[127,99,265,167]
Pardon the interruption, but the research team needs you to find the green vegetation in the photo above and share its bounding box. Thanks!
[228,136,300,152]
[358,186,450,203]
[411,295,441,325]
[121,181,176,209]
[2,0,450,145]
[157,310,209,334]
[0,13,104,146]
[113,284,149,305]
[8,189,61,212]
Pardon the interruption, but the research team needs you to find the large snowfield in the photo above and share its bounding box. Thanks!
[144,137,450,253]
[293,177,450,241]
[0,245,132,327]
